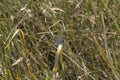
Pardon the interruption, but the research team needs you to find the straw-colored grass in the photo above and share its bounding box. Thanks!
[0,0,120,80]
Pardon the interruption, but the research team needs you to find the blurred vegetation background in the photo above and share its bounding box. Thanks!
[0,0,120,80]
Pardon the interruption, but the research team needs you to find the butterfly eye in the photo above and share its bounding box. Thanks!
[54,35,64,46]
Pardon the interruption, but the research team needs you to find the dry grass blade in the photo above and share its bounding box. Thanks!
[92,35,120,80]
[11,57,23,66]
